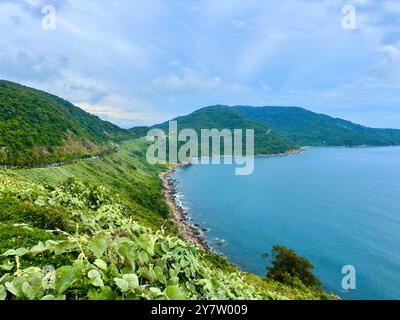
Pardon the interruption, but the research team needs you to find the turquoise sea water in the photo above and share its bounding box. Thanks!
[171,147,400,300]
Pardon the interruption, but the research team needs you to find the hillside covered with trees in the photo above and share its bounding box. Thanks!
[235,106,400,147]
[0,80,128,167]
[156,105,299,155]
[3,81,399,169]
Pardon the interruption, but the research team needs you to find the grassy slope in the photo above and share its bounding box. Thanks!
[0,138,335,300]
[0,80,128,166]
[156,105,299,155]
[3,138,173,233]
[236,106,400,147]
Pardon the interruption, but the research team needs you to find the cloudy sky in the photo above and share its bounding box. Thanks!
[0,0,399,128]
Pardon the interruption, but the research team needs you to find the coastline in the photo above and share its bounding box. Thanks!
[258,147,305,157]
[160,164,211,252]
[159,147,305,252]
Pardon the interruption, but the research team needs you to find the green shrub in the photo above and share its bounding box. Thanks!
[264,245,322,289]
[0,196,72,232]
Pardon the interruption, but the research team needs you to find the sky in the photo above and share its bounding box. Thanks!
[0,0,399,128]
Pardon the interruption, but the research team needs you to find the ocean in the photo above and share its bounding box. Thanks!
[171,147,400,299]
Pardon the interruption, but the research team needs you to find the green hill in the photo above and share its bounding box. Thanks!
[235,106,400,147]
[0,80,128,167]
[127,126,151,139]
[156,105,299,155]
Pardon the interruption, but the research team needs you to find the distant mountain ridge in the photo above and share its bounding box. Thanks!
[155,105,299,155]
[0,80,128,167]
[235,106,400,147]
[155,104,400,156]
[2,79,399,167]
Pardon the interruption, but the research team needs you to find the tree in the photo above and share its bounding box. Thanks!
[263,245,321,289]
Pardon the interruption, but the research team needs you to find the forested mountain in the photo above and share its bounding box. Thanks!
[0,80,128,166]
[127,126,151,139]
[156,105,299,155]
[2,80,399,168]
[235,106,400,147]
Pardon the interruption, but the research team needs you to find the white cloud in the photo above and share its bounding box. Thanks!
[77,94,168,127]
[0,47,68,81]
[148,67,222,93]
[368,44,400,83]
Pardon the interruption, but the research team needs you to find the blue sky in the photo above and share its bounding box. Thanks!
[0,0,399,128]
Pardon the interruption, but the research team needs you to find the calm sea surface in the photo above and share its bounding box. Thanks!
[171,147,400,299]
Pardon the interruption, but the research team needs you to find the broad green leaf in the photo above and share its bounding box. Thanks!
[0,285,6,300]
[88,269,101,279]
[41,295,56,300]
[30,242,47,256]
[138,251,148,264]
[117,244,136,271]
[15,248,29,257]
[136,236,149,250]
[180,259,190,268]
[149,287,162,295]
[4,282,18,296]
[91,277,104,287]
[137,236,154,255]
[145,268,156,281]
[167,276,179,286]
[88,269,104,287]
[22,282,35,300]
[2,249,17,257]
[165,286,186,300]
[94,259,107,270]
[53,241,79,255]
[154,266,166,284]
[169,268,180,278]
[114,278,129,292]
[168,240,178,249]
[123,274,139,290]
[149,287,162,294]
[161,243,169,253]
[88,236,107,258]
[56,266,79,294]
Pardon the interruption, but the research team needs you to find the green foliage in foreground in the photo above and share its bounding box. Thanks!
[263,245,322,289]
[0,176,296,300]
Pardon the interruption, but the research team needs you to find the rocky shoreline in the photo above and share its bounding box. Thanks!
[258,147,305,157]
[160,164,211,252]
